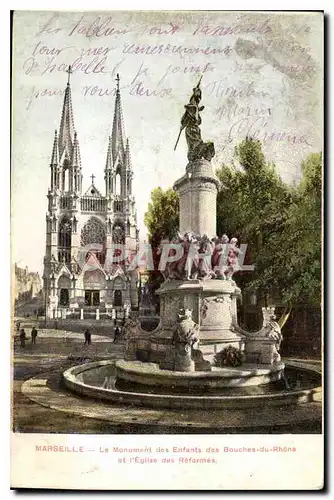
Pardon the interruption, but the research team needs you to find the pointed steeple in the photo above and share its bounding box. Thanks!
[104,135,113,196]
[71,131,81,167]
[50,130,59,191]
[111,73,125,162]
[58,66,75,161]
[105,136,112,170]
[50,130,58,165]
[125,138,132,171]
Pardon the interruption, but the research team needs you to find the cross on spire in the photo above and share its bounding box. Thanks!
[116,73,120,92]
[66,65,73,85]
[58,65,75,160]
[90,173,95,184]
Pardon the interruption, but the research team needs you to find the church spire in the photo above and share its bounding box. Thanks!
[105,136,112,170]
[50,130,58,165]
[49,129,59,191]
[71,131,81,167]
[70,131,82,193]
[111,73,125,162]
[58,65,75,161]
[125,137,132,171]
[104,136,113,195]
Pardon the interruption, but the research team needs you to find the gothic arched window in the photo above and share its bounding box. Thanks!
[58,217,71,263]
[115,174,121,195]
[81,217,106,247]
[112,223,125,244]
[62,159,70,192]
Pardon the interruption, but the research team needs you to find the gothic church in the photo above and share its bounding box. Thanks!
[43,69,139,319]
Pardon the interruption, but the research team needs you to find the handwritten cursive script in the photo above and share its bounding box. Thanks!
[123,42,232,59]
[205,79,270,100]
[216,104,272,121]
[228,116,311,145]
[192,17,272,36]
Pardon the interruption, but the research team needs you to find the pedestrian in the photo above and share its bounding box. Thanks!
[114,326,121,343]
[31,327,38,344]
[84,328,91,346]
[19,329,26,348]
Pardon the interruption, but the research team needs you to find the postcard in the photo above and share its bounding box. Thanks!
[11,10,323,490]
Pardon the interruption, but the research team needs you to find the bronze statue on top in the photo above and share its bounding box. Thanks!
[174,77,215,162]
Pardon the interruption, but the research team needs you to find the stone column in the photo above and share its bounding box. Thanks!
[80,308,84,320]
[96,309,100,320]
[173,159,220,238]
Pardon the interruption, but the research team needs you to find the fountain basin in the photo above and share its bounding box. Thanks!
[115,360,284,389]
[62,360,321,410]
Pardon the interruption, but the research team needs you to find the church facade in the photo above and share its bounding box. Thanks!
[43,70,139,319]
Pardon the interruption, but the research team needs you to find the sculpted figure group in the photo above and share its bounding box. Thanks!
[157,232,242,281]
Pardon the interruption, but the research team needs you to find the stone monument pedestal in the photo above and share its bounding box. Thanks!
[146,279,245,365]
[173,159,220,237]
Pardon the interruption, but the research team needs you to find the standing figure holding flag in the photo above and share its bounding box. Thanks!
[174,77,215,162]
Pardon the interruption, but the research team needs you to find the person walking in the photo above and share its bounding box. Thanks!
[113,326,121,343]
[19,329,26,348]
[84,328,92,346]
[31,327,38,345]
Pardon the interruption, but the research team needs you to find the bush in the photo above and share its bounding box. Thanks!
[214,345,244,367]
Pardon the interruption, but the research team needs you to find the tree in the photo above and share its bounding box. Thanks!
[144,187,179,246]
[216,137,294,303]
[216,141,322,320]
[144,187,180,292]
[272,152,322,306]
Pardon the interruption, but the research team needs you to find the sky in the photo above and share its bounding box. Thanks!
[11,10,323,274]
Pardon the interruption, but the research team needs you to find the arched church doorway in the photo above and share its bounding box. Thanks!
[59,288,69,306]
[85,290,100,306]
[114,290,123,307]
[58,275,71,306]
[83,269,104,307]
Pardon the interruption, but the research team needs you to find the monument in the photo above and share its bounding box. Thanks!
[120,78,284,383]
[62,80,319,413]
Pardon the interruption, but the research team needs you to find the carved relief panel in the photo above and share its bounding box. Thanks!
[200,293,233,329]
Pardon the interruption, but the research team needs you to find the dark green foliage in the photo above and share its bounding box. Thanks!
[214,345,244,367]
[143,187,180,291]
[216,138,321,307]
[144,187,179,246]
